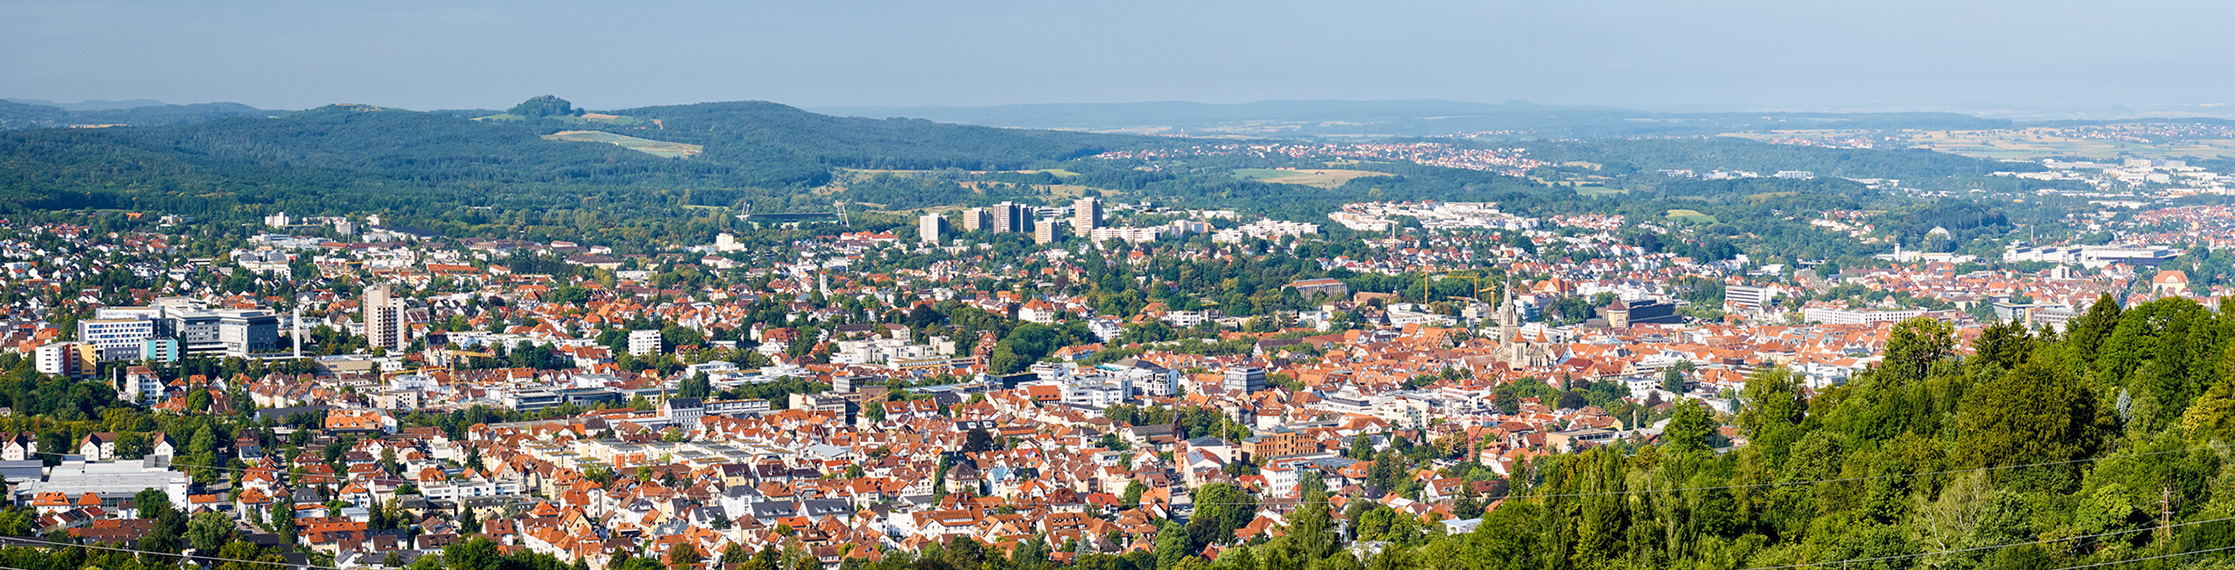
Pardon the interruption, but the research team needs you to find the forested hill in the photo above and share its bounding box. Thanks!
[0,99,273,130]
[0,104,756,213]
[0,97,1173,216]
[609,100,1156,171]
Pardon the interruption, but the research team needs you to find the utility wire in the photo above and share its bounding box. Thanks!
[32,450,389,484]
[1513,443,2221,500]
[25,444,2229,508]
[2045,544,2235,570]
[6,447,2232,570]
[0,536,329,570]
[1739,514,2235,570]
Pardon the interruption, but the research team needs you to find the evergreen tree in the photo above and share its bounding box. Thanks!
[680,372,712,399]
[1664,399,1715,453]
[459,506,481,535]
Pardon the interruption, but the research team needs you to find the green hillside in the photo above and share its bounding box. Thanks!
[0,99,272,130]
[607,100,1153,171]
[0,97,1173,218]
[0,103,771,214]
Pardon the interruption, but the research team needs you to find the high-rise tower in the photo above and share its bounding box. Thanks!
[364,283,405,351]
[919,213,949,245]
[1072,197,1104,236]
[992,202,1030,233]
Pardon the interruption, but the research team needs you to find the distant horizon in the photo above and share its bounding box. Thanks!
[8,1,2232,118]
[11,94,2235,122]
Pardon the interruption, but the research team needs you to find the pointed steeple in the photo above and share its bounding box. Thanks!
[1495,275,1520,331]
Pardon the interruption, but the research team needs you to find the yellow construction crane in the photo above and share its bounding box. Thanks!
[382,366,441,380]
[1438,270,1501,302]
[437,348,495,371]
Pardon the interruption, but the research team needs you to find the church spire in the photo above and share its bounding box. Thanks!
[1495,275,1520,332]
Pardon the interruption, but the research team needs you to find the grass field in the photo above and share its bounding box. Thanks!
[542,130,702,158]
[1232,168,1393,188]
[1575,186,1627,197]
[839,168,1080,177]
[479,113,647,127]
[1666,209,1719,223]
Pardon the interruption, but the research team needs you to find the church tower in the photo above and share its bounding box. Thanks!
[1495,277,1521,332]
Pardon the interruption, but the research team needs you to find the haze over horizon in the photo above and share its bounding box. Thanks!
[5,0,2233,116]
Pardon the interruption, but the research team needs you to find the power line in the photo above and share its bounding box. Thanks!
[25,443,2228,509]
[1513,443,2221,500]
[29,451,388,484]
[2,451,2230,570]
[0,536,328,570]
[0,505,2220,570]
[2045,544,2235,570]
[1739,514,2235,570]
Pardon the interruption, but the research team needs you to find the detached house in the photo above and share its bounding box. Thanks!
[78,432,121,460]
[149,433,175,458]
[0,433,35,461]
[1018,300,1059,325]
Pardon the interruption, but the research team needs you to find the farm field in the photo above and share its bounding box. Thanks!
[837,168,1079,177]
[479,112,648,127]
[541,130,703,158]
[1231,168,1393,188]
[1665,209,1718,223]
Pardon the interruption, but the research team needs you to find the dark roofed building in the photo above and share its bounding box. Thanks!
[1287,279,1351,300]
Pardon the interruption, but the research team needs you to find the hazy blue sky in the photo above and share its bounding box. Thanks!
[5,0,2230,113]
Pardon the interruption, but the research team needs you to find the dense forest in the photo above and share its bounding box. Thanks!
[605,100,1157,172]
[0,97,1168,218]
[0,104,777,210]
[0,99,274,130]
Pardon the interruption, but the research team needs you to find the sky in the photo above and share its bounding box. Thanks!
[4,0,2232,114]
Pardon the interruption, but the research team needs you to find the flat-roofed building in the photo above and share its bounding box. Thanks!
[991,202,1030,233]
[1072,197,1104,235]
[1242,427,1313,460]
[919,213,948,245]
[1725,285,1775,312]
[628,330,662,356]
[1034,220,1064,245]
[1286,278,1350,300]
[35,343,96,379]
[13,459,190,511]
[78,319,155,361]
[361,283,407,351]
[1223,367,1265,393]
